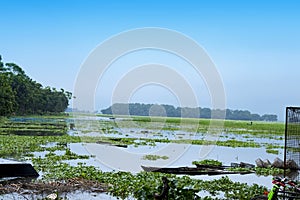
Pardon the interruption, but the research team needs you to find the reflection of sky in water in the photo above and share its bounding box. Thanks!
[65,142,283,188]
[72,127,284,147]
[71,116,284,147]
[66,142,282,167]
[65,116,287,190]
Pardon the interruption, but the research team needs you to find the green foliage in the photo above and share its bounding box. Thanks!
[223,120,284,135]
[101,114,284,136]
[30,149,266,199]
[0,55,71,116]
[0,73,16,115]
[255,167,285,176]
[0,119,67,136]
[33,150,90,173]
[192,159,222,166]
[0,117,80,158]
[266,149,279,154]
[0,134,81,158]
[37,159,266,200]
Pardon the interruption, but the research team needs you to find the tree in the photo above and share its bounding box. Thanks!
[0,55,71,116]
[0,55,7,72]
[101,103,278,121]
[5,63,25,76]
[250,114,261,121]
[0,73,16,115]
[261,114,277,121]
[200,108,211,118]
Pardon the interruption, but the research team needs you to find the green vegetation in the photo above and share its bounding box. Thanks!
[225,166,286,176]
[81,135,265,149]
[32,150,90,173]
[266,149,279,155]
[223,120,284,135]
[101,103,278,121]
[0,117,80,158]
[226,166,287,176]
[142,154,169,161]
[265,144,283,154]
[192,159,222,166]
[0,55,71,116]
[0,116,282,199]
[67,114,286,152]
[97,114,284,135]
[255,167,285,176]
[32,150,266,200]
[0,134,81,158]
[0,120,68,136]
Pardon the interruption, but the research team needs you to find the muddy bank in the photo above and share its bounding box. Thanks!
[0,177,109,198]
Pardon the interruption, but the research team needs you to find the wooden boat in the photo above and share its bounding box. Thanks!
[0,159,39,178]
[194,164,226,170]
[141,165,254,176]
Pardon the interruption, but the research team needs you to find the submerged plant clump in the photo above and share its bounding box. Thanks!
[266,149,279,155]
[255,167,285,176]
[142,154,169,161]
[192,159,223,166]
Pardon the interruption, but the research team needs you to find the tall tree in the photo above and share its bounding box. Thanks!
[0,55,71,116]
[0,73,16,115]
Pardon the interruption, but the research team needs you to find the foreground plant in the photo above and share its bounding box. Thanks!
[42,164,266,199]
[32,152,266,200]
[192,159,223,166]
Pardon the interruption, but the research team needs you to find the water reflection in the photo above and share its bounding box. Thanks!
[67,142,284,189]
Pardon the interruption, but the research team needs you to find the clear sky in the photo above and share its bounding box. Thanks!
[1,0,299,120]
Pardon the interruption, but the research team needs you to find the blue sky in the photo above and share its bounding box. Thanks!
[1,0,300,120]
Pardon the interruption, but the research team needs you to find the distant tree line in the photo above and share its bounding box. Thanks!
[101,103,278,121]
[0,55,72,116]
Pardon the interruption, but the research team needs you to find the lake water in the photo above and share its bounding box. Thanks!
[65,115,288,191]
[3,116,287,199]
[65,142,284,189]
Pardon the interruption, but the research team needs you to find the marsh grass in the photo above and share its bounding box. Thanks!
[0,134,81,158]
[0,117,68,136]
[99,114,284,136]
[0,117,80,158]
[223,120,284,135]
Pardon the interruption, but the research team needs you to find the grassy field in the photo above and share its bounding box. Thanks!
[97,114,285,135]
